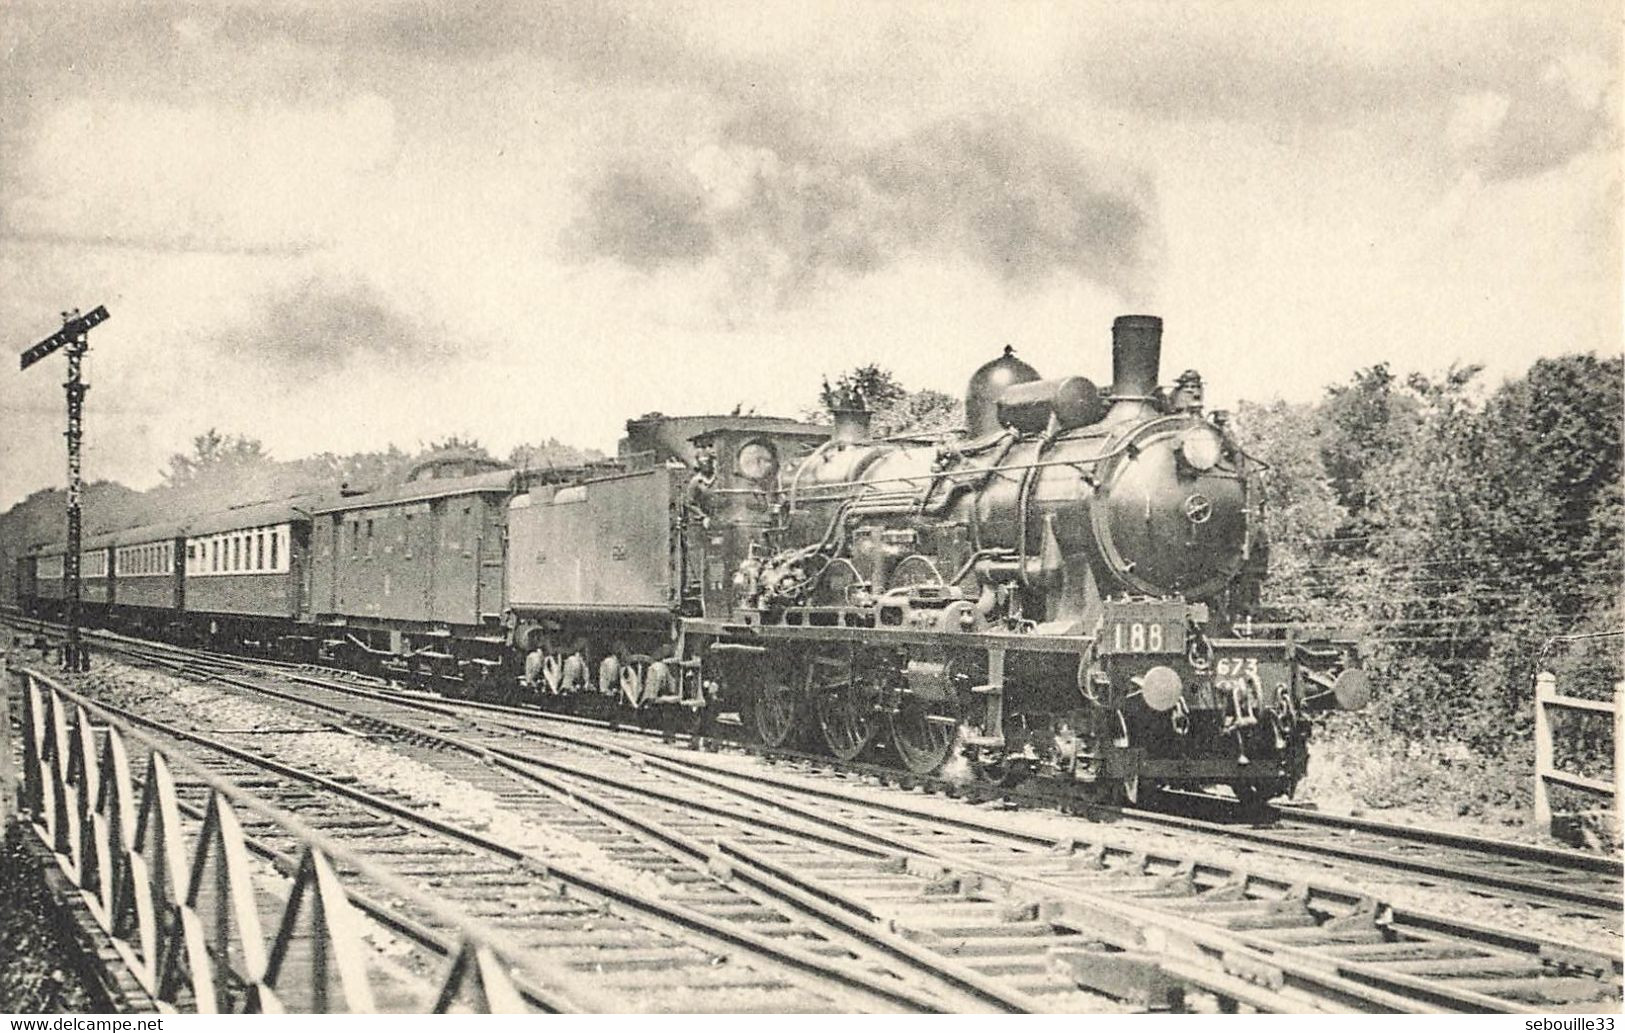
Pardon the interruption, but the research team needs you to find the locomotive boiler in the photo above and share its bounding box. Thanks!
[700,315,1368,805]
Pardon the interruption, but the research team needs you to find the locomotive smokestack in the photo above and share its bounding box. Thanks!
[831,407,872,444]
[1110,315,1162,400]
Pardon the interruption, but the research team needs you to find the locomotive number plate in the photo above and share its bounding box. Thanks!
[1100,617,1185,655]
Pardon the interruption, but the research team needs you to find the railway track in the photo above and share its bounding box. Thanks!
[7,618,1622,1011]
[182,631,1623,923]
[36,629,1625,1012]
[12,615,1624,923]
[42,637,1217,1010]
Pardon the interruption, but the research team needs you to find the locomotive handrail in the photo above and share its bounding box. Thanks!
[6,663,614,1013]
[764,446,1155,503]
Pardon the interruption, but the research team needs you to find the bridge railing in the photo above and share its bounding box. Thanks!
[3,661,612,1013]
[1533,668,1623,842]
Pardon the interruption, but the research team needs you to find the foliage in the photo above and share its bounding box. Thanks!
[159,429,273,492]
[819,364,907,414]
[815,365,963,437]
[1239,352,1623,778]
[508,438,607,471]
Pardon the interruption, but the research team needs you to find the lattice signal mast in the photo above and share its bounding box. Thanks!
[20,305,111,671]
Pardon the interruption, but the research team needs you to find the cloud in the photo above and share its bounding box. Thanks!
[568,167,716,271]
[1063,3,1617,182]
[207,275,452,375]
[3,93,396,254]
[1452,68,1612,182]
[563,111,1157,311]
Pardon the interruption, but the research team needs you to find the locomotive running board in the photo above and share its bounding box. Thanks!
[684,619,1093,655]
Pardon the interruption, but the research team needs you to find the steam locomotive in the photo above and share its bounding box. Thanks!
[16,314,1368,806]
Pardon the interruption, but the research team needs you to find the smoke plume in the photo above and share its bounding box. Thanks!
[563,112,1157,310]
[212,276,452,375]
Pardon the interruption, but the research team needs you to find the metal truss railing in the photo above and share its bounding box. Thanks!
[8,664,609,1013]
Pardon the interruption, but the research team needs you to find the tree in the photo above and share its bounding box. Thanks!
[874,389,962,437]
[1228,398,1352,623]
[1318,363,1419,531]
[421,435,492,458]
[819,365,907,414]
[814,365,963,437]
[508,438,606,471]
[160,429,273,490]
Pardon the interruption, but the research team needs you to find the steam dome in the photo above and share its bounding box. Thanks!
[965,345,1040,437]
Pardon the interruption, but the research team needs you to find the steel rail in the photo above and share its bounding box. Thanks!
[68,624,1625,920]
[9,665,611,1013]
[71,687,968,1014]
[17,615,1622,919]
[550,738,1621,1014]
[9,617,1621,1012]
[80,649,1498,1011]
[1269,802,1624,875]
[37,630,1329,1010]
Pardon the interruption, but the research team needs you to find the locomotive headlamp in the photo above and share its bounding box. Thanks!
[1133,665,1184,712]
[1332,669,1371,711]
[1177,426,1223,471]
[735,439,779,482]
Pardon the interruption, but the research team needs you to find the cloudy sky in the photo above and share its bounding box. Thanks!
[1,1,1618,508]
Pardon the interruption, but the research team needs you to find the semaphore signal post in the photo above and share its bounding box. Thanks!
[19,304,111,672]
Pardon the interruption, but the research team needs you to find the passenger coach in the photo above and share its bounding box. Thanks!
[181,497,314,649]
[308,454,514,677]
